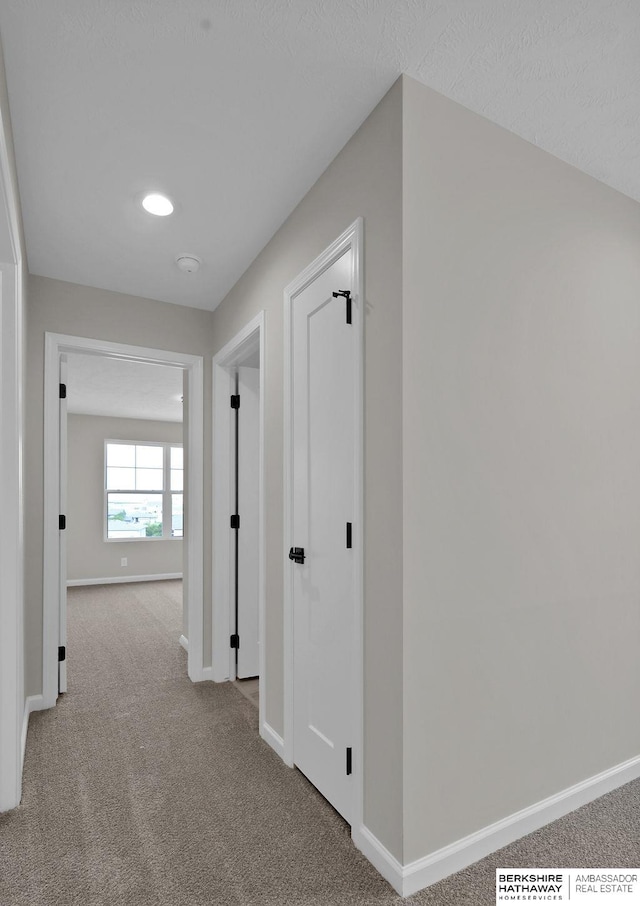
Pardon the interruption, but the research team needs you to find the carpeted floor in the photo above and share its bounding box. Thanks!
[233,678,259,710]
[1,579,638,905]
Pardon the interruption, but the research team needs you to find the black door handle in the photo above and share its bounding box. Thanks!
[289,547,305,564]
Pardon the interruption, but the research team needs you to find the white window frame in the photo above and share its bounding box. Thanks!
[104,439,183,542]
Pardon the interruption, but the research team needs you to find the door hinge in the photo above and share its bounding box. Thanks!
[346,522,352,549]
[230,514,240,529]
[230,394,240,409]
[59,383,67,399]
[230,633,240,650]
[332,289,352,325]
[346,747,353,776]
[59,514,66,530]
[58,646,66,662]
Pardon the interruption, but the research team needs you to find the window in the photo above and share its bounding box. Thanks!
[105,441,183,540]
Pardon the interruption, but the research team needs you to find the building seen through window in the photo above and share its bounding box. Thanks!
[105,441,183,540]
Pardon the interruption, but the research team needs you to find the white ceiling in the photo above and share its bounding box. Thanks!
[1,1,639,312]
[66,354,183,422]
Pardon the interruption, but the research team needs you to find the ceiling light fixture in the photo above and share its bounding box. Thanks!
[142,193,174,216]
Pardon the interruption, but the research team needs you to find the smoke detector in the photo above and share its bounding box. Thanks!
[175,255,201,274]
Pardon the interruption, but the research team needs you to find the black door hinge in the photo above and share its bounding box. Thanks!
[346,522,352,549]
[58,646,66,662]
[230,394,240,409]
[346,747,353,776]
[59,515,66,530]
[230,633,240,650]
[230,514,240,529]
[332,289,352,325]
[59,383,67,399]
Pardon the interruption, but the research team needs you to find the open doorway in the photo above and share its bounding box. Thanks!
[43,333,205,711]
[61,352,185,693]
[212,313,265,727]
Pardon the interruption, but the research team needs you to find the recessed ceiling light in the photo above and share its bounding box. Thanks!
[142,193,174,216]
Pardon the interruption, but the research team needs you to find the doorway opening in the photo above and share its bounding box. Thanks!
[59,351,185,693]
[43,333,205,710]
[212,313,266,732]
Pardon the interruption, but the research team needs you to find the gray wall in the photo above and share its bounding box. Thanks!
[67,415,182,583]
[25,276,214,695]
[402,76,640,862]
[210,81,404,857]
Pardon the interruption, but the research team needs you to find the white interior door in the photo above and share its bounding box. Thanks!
[291,248,355,823]
[58,355,68,693]
[237,366,260,678]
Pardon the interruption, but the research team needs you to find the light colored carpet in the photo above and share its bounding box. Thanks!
[1,579,638,905]
[233,678,259,710]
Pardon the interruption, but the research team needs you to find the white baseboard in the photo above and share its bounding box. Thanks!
[260,721,285,760]
[179,634,188,652]
[354,752,640,898]
[212,663,230,682]
[21,695,45,770]
[187,665,214,683]
[67,573,182,587]
[352,824,404,894]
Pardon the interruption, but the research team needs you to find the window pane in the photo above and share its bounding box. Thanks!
[171,447,183,469]
[106,443,135,467]
[106,467,135,490]
[171,469,183,491]
[172,494,183,538]
[136,444,163,469]
[107,493,163,539]
[135,468,163,491]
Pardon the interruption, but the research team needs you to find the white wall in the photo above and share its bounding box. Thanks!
[210,81,404,858]
[0,33,27,811]
[67,414,182,583]
[25,276,214,696]
[402,76,640,863]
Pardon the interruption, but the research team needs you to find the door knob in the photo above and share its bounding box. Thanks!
[289,547,305,564]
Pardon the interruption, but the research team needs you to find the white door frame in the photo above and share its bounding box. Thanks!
[283,219,364,826]
[57,355,68,694]
[211,313,266,720]
[235,365,261,680]
[43,333,205,708]
[0,109,25,812]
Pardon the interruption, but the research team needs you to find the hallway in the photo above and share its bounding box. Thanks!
[1,581,638,905]
[0,581,389,905]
